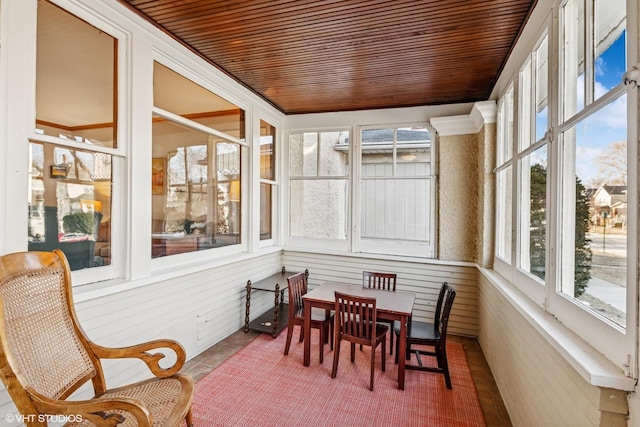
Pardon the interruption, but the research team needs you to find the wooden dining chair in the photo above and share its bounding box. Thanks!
[284,270,333,363]
[362,271,397,354]
[394,282,456,389]
[331,291,387,391]
[0,250,194,426]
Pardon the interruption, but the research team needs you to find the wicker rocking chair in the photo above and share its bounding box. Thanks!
[0,250,193,426]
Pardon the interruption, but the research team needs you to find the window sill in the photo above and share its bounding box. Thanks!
[283,246,476,267]
[72,246,283,303]
[479,267,636,392]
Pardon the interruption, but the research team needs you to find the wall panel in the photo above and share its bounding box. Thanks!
[478,274,603,427]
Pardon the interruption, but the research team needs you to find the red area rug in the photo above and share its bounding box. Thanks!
[192,329,485,426]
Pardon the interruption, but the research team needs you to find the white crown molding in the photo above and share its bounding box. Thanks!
[430,101,497,136]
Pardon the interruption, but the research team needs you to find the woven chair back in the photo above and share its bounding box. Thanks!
[0,252,95,400]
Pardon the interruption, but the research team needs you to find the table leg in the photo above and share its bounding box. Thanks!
[397,314,407,390]
[303,299,311,367]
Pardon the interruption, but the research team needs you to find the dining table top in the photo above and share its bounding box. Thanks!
[302,281,415,316]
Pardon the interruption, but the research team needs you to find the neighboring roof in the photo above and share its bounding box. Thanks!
[602,185,627,195]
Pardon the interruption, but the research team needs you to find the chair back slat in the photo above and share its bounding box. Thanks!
[0,252,96,401]
[335,291,377,345]
[437,284,456,342]
[287,272,308,318]
[362,271,396,291]
[433,281,449,331]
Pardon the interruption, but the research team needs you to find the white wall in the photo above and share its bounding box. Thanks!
[478,271,629,426]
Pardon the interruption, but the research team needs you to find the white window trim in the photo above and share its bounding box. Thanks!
[283,128,351,252]
[493,1,638,374]
[353,123,437,259]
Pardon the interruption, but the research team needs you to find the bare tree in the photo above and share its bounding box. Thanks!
[596,140,627,185]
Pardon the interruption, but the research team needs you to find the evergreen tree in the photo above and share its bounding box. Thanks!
[529,164,546,280]
[574,178,592,297]
[529,165,591,296]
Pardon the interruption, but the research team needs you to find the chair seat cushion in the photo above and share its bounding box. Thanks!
[394,320,440,341]
[66,374,193,427]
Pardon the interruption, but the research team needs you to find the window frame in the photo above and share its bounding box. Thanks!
[25,0,129,285]
[493,1,637,372]
[353,123,437,258]
[284,128,351,252]
[258,117,278,248]
[150,100,249,265]
[285,122,437,259]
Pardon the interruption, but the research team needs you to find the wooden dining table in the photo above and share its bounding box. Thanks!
[302,281,416,390]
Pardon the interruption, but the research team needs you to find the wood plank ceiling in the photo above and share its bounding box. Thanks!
[120,0,536,115]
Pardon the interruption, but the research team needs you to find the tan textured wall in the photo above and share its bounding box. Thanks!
[477,123,496,267]
[438,133,479,262]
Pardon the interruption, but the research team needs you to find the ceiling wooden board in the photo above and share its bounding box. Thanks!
[120,0,535,114]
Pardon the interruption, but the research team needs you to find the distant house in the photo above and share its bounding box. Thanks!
[590,185,627,227]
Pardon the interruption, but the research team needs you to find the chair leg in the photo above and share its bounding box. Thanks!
[284,324,295,355]
[439,345,452,389]
[329,323,334,350]
[350,342,356,363]
[185,408,194,427]
[331,335,341,379]
[370,344,376,391]
[389,327,394,355]
[298,324,304,342]
[318,326,324,364]
[381,339,386,372]
[394,334,399,364]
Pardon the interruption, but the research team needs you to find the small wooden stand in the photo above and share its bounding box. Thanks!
[244,266,289,338]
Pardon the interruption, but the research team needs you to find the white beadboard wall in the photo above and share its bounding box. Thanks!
[478,274,603,427]
[282,250,479,337]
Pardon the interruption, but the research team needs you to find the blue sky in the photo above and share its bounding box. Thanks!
[574,30,627,186]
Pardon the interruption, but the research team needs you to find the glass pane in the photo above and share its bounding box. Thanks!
[361,178,430,242]
[562,0,585,119]
[535,36,549,141]
[260,120,275,181]
[497,86,514,165]
[562,95,627,327]
[289,132,317,176]
[28,143,113,270]
[594,0,626,101]
[36,0,116,147]
[496,166,513,262]
[519,145,547,282]
[290,131,349,177]
[519,58,532,151]
[153,62,245,141]
[289,180,348,239]
[260,183,272,240]
[396,127,431,177]
[319,131,349,176]
[152,117,241,257]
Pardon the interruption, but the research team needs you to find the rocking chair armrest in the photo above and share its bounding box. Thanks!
[32,394,153,426]
[90,339,186,378]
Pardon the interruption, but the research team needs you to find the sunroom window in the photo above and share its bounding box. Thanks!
[358,126,435,258]
[288,131,350,241]
[28,0,115,272]
[152,62,246,258]
[560,0,627,328]
[260,120,276,241]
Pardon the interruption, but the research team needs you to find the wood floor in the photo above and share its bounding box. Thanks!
[183,330,512,427]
